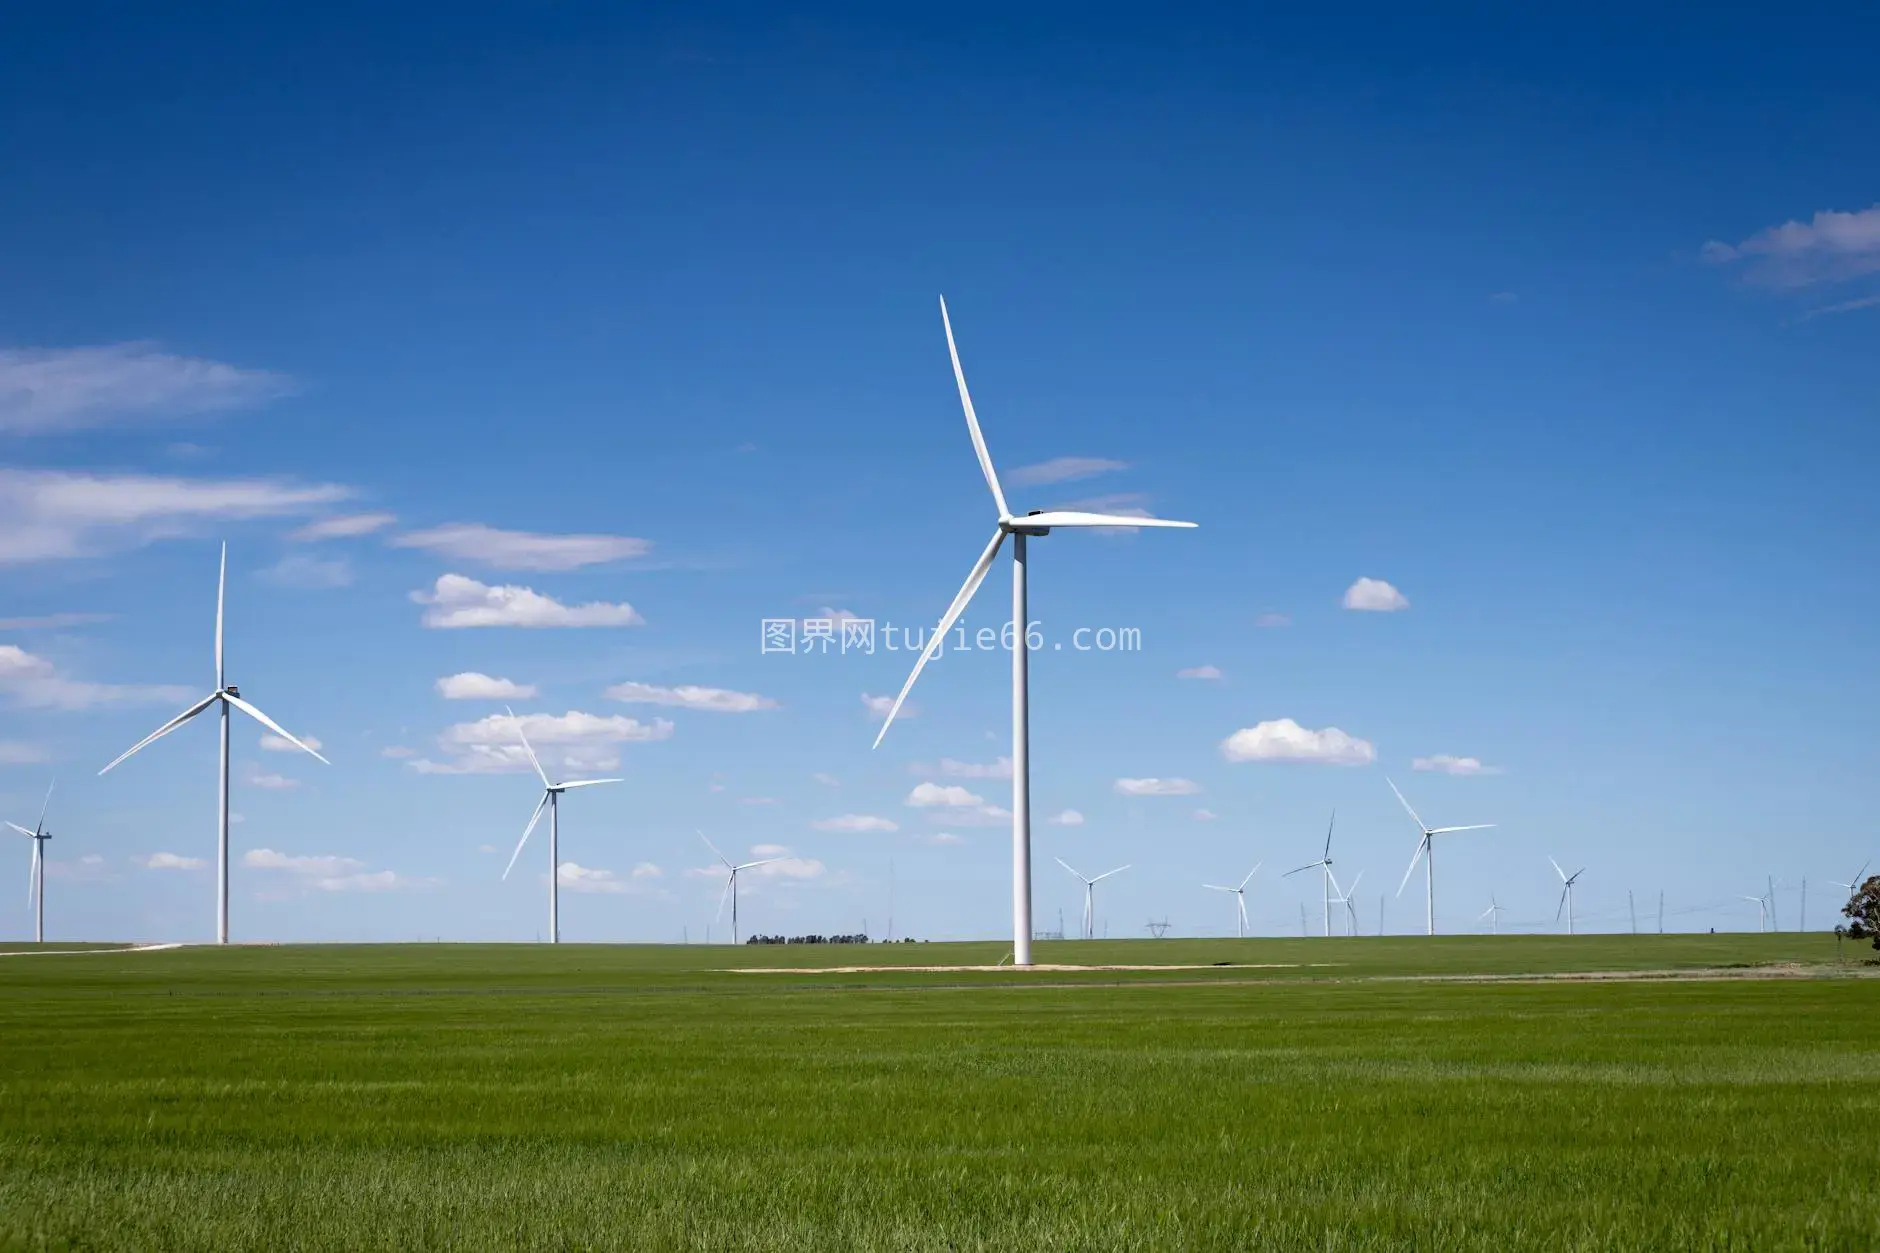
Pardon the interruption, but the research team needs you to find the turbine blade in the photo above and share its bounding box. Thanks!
[1203,884,1233,892]
[696,830,732,870]
[1017,511,1197,530]
[215,541,227,689]
[1479,904,1495,921]
[1549,856,1567,882]
[34,780,53,835]
[505,706,551,787]
[1055,857,1087,882]
[1556,885,1570,921]
[1385,777,1427,833]
[1428,824,1494,835]
[871,528,1007,749]
[501,792,550,880]
[5,823,35,839]
[1282,862,1322,878]
[938,296,1009,519]
[98,693,219,775]
[1347,871,1364,896]
[715,872,733,925]
[225,694,329,764]
[1395,836,1428,897]
[1238,863,1261,890]
[1324,809,1336,860]
[556,778,622,790]
[1091,865,1131,882]
[1853,860,1870,886]
[735,857,784,871]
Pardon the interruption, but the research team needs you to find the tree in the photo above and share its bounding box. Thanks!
[1842,875,1880,950]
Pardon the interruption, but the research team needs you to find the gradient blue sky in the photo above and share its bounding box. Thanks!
[3,5,1876,943]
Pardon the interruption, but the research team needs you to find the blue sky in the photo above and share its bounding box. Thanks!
[2,6,1876,942]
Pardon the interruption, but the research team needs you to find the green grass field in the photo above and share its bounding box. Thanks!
[0,934,1875,1250]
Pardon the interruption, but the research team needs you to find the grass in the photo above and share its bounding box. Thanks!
[0,935,1874,1250]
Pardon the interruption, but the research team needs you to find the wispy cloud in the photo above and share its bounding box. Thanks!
[1255,611,1291,628]
[906,781,985,808]
[0,740,50,765]
[1113,777,1201,797]
[1343,578,1409,612]
[1412,754,1503,777]
[911,757,1012,780]
[860,692,910,721]
[409,709,670,775]
[392,523,651,571]
[260,732,323,753]
[258,553,353,589]
[1047,808,1084,826]
[0,343,291,435]
[243,847,416,892]
[412,574,644,629]
[1703,203,1880,288]
[556,862,650,895]
[139,852,205,870]
[0,612,114,630]
[810,814,899,833]
[1009,456,1129,486]
[435,672,537,701]
[289,512,397,542]
[1220,718,1375,765]
[1177,665,1223,680]
[605,681,778,713]
[1800,293,1880,320]
[0,469,350,564]
[0,644,192,711]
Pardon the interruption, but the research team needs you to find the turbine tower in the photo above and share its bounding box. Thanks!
[699,832,780,945]
[99,543,328,944]
[872,297,1196,967]
[1056,859,1130,941]
[1283,811,1340,936]
[1203,862,1261,938]
[1551,857,1587,935]
[1478,895,1507,936]
[5,782,54,943]
[500,708,621,944]
[1389,778,1494,936]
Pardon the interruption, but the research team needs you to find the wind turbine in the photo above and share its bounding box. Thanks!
[5,782,54,943]
[871,297,1195,968]
[1057,858,1129,941]
[1741,893,1771,933]
[1478,895,1507,936]
[1203,862,1261,938]
[1831,860,1870,895]
[1283,811,1340,936]
[98,543,328,944]
[698,832,780,945]
[1331,870,1365,936]
[1389,778,1495,936]
[1551,857,1586,935]
[499,708,621,944]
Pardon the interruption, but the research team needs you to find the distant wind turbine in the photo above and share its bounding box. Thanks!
[1203,862,1261,938]
[1330,870,1365,936]
[870,298,1196,968]
[1831,860,1870,895]
[499,707,621,943]
[699,832,781,945]
[1478,895,1507,936]
[5,782,54,943]
[1283,811,1340,937]
[99,543,328,944]
[1057,858,1129,941]
[1742,893,1771,933]
[1551,857,1586,935]
[1389,778,1495,936]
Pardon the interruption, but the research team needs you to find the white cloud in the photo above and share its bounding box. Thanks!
[557,862,631,894]
[1009,457,1129,486]
[740,796,778,806]
[906,781,984,808]
[244,770,300,790]
[0,343,291,435]
[1113,777,1201,796]
[260,732,323,753]
[412,574,644,629]
[751,843,789,857]
[604,681,778,713]
[244,849,364,876]
[860,692,909,721]
[1343,578,1409,612]
[927,833,966,845]
[391,523,651,571]
[811,813,899,833]
[258,553,353,589]
[1702,203,1880,288]
[1413,754,1503,777]
[314,871,407,892]
[410,709,672,775]
[754,856,825,880]
[1047,809,1085,827]
[0,468,351,564]
[435,672,538,701]
[1255,611,1291,628]
[379,745,415,760]
[937,757,1012,779]
[631,862,662,879]
[812,772,840,788]
[0,644,193,711]
[1194,808,1218,821]
[1802,293,1880,320]
[1220,718,1376,765]
[139,852,205,870]
[1177,665,1223,680]
[0,612,114,630]
[289,512,397,542]
[0,740,50,765]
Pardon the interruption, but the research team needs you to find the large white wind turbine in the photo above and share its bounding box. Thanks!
[1478,895,1507,936]
[1741,893,1771,933]
[5,782,54,943]
[1389,778,1495,936]
[1551,857,1586,935]
[1203,862,1261,938]
[871,297,1195,967]
[499,708,620,944]
[1831,860,1870,895]
[698,832,780,945]
[1284,811,1341,936]
[1056,858,1130,941]
[99,544,328,944]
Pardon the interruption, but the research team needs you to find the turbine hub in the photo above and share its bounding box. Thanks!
[225,684,241,698]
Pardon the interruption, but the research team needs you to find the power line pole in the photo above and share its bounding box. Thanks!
[1800,878,1807,933]
[1300,903,1308,937]
[1658,891,1664,934]
[1768,875,1779,932]
[1629,890,1637,935]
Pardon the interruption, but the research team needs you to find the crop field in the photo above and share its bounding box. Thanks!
[0,934,1876,1250]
